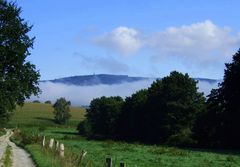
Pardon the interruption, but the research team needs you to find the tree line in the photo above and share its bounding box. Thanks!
[78,50,240,148]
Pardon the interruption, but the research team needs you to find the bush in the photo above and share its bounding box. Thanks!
[77,120,92,136]
[80,96,124,136]
[44,100,51,104]
[12,129,42,146]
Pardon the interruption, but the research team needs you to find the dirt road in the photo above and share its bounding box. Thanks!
[0,129,35,167]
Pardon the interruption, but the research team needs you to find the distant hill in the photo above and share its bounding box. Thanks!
[42,74,220,86]
[42,74,149,86]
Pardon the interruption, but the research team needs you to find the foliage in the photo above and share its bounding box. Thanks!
[1,145,12,167]
[118,89,148,140]
[0,0,40,124]
[53,98,71,124]
[44,100,51,104]
[193,89,223,147]
[11,128,42,146]
[77,119,92,136]
[220,49,240,147]
[118,71,206,144]
[194,49,240,148]
[147,71,206,144]
[84,96,124,136]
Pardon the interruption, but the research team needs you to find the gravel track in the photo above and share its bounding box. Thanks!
[0,129,35,167]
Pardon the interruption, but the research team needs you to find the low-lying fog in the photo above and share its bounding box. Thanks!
[30,80,219,106]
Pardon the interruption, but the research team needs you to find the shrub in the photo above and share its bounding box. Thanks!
[80,96,124,136]
[44,100,51,104]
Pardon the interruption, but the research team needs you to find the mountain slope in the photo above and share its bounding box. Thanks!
[42,74,149,86]
[42,74,220,86]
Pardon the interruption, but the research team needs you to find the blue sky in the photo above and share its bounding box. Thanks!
[16,0,240,80]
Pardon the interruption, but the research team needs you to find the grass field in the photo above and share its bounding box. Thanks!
[7,102,240,167]
[7,102,85,127]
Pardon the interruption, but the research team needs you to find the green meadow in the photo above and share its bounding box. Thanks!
[7,103,240,167]
[7,102,85,127]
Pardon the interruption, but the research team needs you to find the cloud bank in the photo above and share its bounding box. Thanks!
[31,80,152,106]
[94,20,240,64]
[30,80,219,106]
[147,20,240,64]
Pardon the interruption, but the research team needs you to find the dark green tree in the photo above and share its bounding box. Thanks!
[193,89,223,147]
[83,96,124,136]
[146,71,206,144]
[53,98,71,124]
[44,100,51,104]
[220,49,240,147]
[0,0,40,124]
[118,89,148,140]
[196,49,240,148]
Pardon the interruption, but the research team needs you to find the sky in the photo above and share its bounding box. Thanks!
[15,0,240,80]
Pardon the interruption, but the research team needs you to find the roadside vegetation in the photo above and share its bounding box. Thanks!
[1,145,13,167]
[0,128,5,136]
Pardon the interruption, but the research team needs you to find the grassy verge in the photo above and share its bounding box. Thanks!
[25,144,62,167]
[25,144,92,167]
[12,126,240,167]
[0,128,6,136]
[1,145,12,167]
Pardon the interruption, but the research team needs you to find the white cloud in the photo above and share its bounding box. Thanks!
[94,27,142,56]
[147,20,240,64]
[93,20,240,65]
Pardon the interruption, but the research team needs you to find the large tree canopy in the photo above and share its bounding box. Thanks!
[118,89,148,140]
[0,0,40,124]
[195,49,240,148]
[117,71,206,144]
[145,71,206,144]
[83,96,124,136]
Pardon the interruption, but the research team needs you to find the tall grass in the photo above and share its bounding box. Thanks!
[1,145,12,167]
[12,126,240,167]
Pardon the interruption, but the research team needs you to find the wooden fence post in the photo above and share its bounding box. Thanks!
[56,141,59,150]
[49,138,54,149]
[42,136,45,147]
[60,143,64,157]
[80,150,87,162]
[106,157,112,167]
